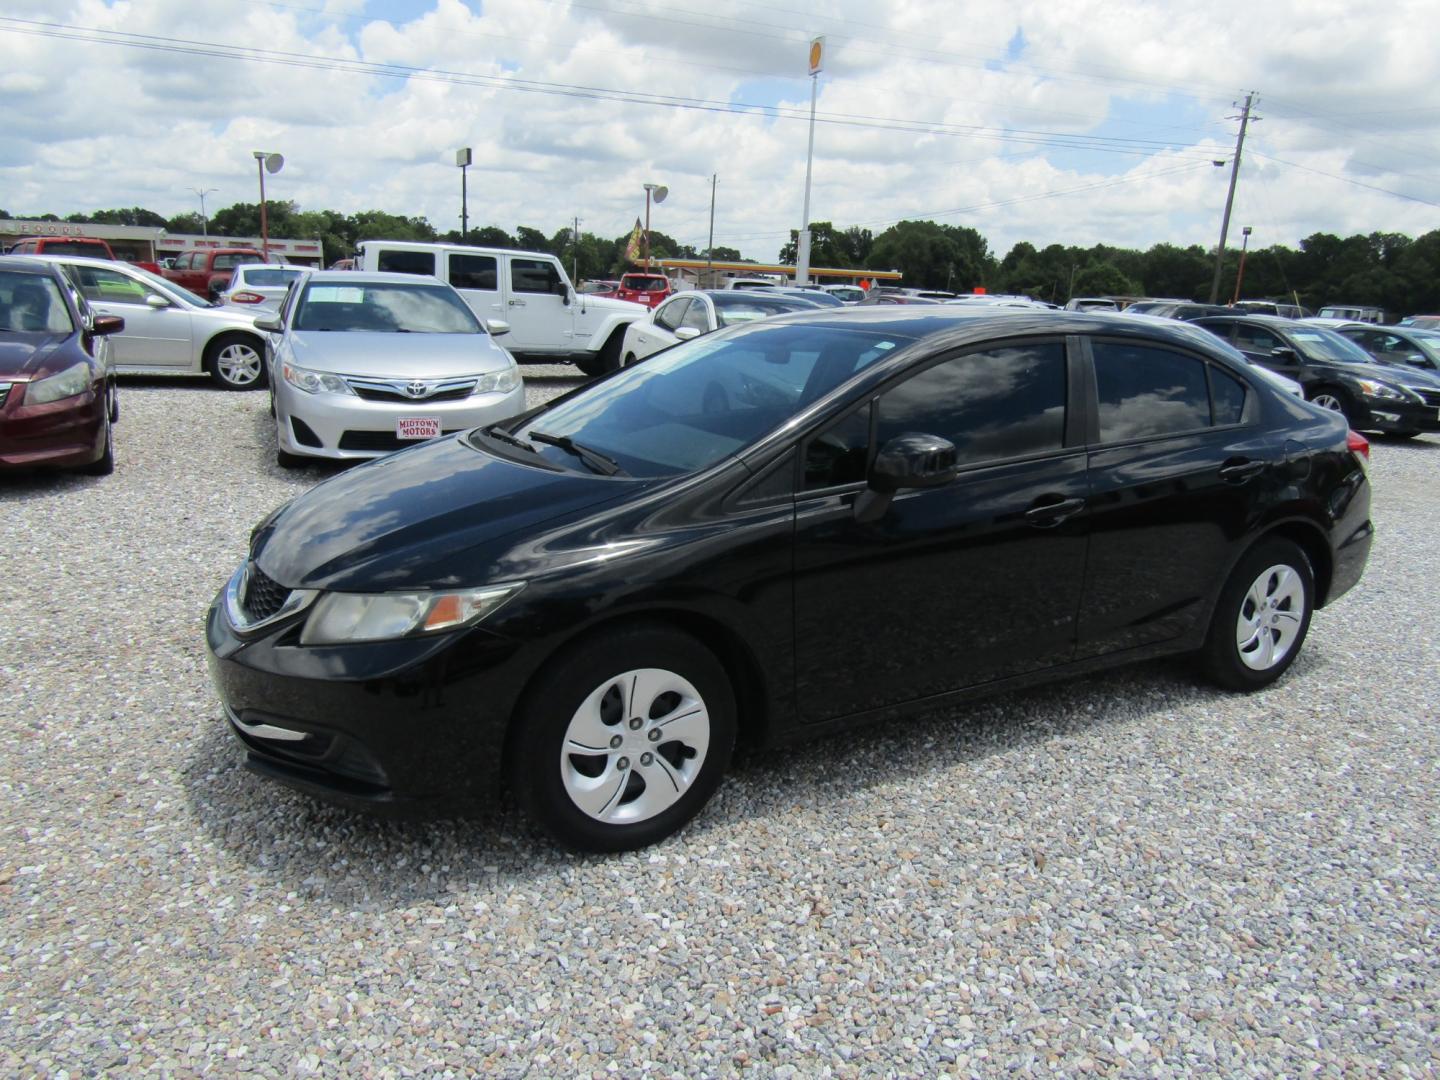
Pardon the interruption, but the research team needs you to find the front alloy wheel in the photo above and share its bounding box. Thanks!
[512,625,736,852]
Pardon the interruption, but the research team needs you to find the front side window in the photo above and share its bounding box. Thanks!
[1093,341,1210,441]
[1233,324,1283,354]
[654,298,691,332]
[65,264,159,305]
[511,258,563,295]
[376,249,436,277]
[804,404,871,489]
[0,271,74,333]
[449,253,497,291]
[680,299,711,332]
[876,342,1067,468]
[293,283,480,334]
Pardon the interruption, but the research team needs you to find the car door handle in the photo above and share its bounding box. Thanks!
[1219,459,1266,483]
[1025,497,1085,528]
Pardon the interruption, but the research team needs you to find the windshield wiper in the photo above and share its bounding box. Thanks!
[529,430,627,476]
[482,424,538,453]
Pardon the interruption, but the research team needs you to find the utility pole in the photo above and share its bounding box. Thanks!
[1208,92,1258,304]
[573,215,581,285]
[707,174,717,278]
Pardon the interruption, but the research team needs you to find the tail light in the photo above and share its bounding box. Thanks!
[1347,429,1370,468]
[231,291,266,304]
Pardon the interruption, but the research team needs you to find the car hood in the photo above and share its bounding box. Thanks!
[0,333,68,379]
[252,435,642,592]
[578,294,649,315]
[1370,358,1440,388]
[287,331,512,377]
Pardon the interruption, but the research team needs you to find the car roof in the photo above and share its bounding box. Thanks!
[0,254,66,276]
[300,270,454,286]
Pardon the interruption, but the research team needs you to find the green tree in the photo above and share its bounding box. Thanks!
[166,212,205,235]
[1072,260,1141,298]
[865,220,993,290]
[777,222,853,267]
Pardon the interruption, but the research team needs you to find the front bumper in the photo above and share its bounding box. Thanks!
[204,577,532,811]
[1357,394,1440,434]
[0,382,107,469]
[275,381,526,461]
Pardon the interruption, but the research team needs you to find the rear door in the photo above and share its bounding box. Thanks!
[1076,337,1278,657]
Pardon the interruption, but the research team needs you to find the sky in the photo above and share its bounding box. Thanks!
[2,0,1439,262]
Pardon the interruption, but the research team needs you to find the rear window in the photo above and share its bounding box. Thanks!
[242,268,302,287]
[622,276,668,291]
[39,240,111,259]
[213,253,264,270]
[376,249,437,276]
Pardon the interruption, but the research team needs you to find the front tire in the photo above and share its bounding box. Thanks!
[84,393,116,476]
[1307,387,1354,425]
[510,625,736,852]
[206,333,266,391]
[1201,539,1314,691]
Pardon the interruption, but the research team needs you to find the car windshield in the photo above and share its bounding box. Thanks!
[242,268,302,288]
[0,271,73,333]
[712,295,813,326]
[294,282,480,333]
[1288,328,1376,365]
[505,323,908,477]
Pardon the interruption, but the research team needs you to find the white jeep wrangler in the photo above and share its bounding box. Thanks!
[356,241,648,375]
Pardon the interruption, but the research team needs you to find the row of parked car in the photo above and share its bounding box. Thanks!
[5,238,1440,477]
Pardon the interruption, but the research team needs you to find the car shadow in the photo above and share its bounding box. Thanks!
[180,644,1324,908]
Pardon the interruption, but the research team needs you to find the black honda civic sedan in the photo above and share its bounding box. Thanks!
[207,309,1373,852]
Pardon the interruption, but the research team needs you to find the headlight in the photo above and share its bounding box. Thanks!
[282,361,354,395]
[474,365,521,395]
[26,362,92,405]
[299,582,524,644]
[1354,379,1409,401]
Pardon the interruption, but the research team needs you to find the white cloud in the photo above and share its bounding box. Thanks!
[1,0,1437,260]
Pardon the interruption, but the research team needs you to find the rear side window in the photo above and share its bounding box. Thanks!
[1092,342,1212,440]
[1209,366,1248,425]
[376,249,436,276]
[876,342,1067,468]
[449,253,497,291]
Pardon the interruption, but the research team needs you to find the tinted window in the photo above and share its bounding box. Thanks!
[1233,323,1283,353]
[1210,365,1247,425]
[876,343,1066,468]
[449,253,497,291]
[376,249,436,276]
[804,404,871,489]
[512,258,562,295]
[1093,342,1209,441]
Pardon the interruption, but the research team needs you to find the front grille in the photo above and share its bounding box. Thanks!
[339,429,461,452]
[1407,386,1440,408]
[0,382,10,408]
[241,563,290,622]
[345,376,478,403]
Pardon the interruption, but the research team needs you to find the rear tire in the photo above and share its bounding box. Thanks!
[510,624,736,852]
[1201,539,1314,691]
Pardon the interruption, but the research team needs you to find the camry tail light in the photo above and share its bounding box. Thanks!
[231,291,267,304]
[1347,429,1370,467]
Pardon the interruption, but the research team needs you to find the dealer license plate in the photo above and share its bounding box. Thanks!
[397,417,441,440]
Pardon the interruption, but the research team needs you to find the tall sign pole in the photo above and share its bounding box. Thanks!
[796,36,823,285]
[456,148,472,242]
[253,152,283,260]
[707,174,717,276]
[1208,92,1257,304]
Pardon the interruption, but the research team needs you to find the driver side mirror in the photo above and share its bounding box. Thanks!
[485,319,510,337]
[855,433,958,523]
[1270,346,1297,361]
[253,315,283,333]
[674,327,702,341]
[554,281,571,305]
[145,294,171,310]
[90,314,125,336]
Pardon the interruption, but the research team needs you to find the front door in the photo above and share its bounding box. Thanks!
[502,257,573,353]
[64,263,193,368]
[791,339,1090,723]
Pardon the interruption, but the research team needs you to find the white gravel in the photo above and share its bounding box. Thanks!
[1,373,1437,1076]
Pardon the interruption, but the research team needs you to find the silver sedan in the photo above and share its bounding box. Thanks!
[41,255,270,390]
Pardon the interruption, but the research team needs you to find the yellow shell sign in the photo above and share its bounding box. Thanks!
[808,36,824,76]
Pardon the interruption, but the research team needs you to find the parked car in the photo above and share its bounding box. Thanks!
[163,247,268,301]
[356,241,646,375]
[1064,297,1120,312]
[858,293,940,305]
[1124,301,1233,320]
[44,255,270,389]
[1397,315,1440,330]
[1316,304,1386,324]
[1330,323,1440,373]
[1193,314,1440,437]
[579,279,620,297]
[260,270,525,467]
[613,272,673,309]
[723,278,780,291]
[0,255,122,474]
[619,289,823,365]
[216,264,304,314]
[1232,300,1309,319]
[207,307,1372,852]
[6,235,117,260]
[820,284,866,304]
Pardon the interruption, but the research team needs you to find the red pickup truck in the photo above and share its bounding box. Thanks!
[163,248,268,300]
[5,235,163,274]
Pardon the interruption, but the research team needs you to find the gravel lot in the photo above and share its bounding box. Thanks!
[2,371,1437,1076]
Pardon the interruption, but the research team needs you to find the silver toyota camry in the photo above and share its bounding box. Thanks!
[260,271,525,467]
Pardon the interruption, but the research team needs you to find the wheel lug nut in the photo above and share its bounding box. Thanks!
[641,752,654,766]
[648,729,661,742]
[629,718,643,730]
[617,757,629,771]
[610,735,623,749]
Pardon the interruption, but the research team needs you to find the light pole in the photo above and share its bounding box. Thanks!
[456,148,472,242]
[192,187,217,236]
[642,182,668,270]
[1232,226,1253,304]
[252,151,284,260]
[796,36,824,285]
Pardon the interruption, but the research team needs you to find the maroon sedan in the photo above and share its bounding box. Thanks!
[0,256,123,474]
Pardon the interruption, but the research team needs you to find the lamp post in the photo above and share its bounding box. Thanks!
[192,187,217,236]
[456,148,472,242]
[796,35,824,285]
[1232,226,1253,304]
[252,151,284,260]
[642,182,668,270]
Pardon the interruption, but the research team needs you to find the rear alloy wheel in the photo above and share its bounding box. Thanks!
[512,625,736,852]
[1201,539,1314,691]
[206,334,265,391]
